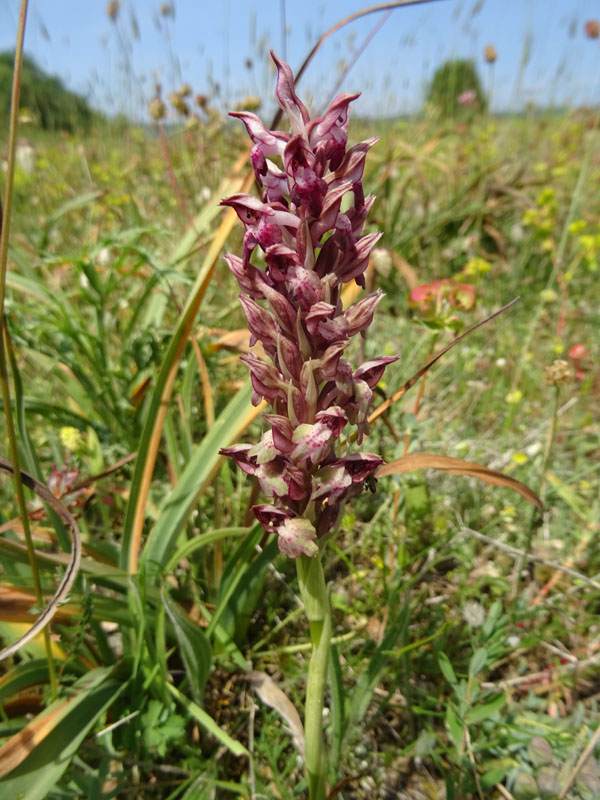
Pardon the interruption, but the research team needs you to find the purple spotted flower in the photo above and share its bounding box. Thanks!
[220,52,397,559]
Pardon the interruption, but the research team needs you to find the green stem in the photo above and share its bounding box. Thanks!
[297,553,332,800]
[516,385,560,597]
[537,385,560,501]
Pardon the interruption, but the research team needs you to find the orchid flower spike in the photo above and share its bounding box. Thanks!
[220,51,397,558]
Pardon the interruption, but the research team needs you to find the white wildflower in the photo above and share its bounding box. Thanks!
[463,600,485,628]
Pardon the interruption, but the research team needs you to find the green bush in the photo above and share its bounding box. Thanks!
[426,58,487,117]
[0,51,99,132]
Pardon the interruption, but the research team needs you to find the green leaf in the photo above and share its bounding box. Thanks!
[466,692,506,724]
[0,661,51,703]
[163,527,248,576]
[167,683,250,759]
[210,524,264,640]
[546,472,589,520]
[162,589,212,703]
[480,762,509,788]
[6,272,55,304]
[482,599,503,639]
[226,538,278,645]
[445,703,464,750]
[468,647,488,677]
[438,652,458,686]
[45,190,103,227]
[0,665,127,799]
[141,380,255,574]
[329,642,345,773]
[142,700,186,758]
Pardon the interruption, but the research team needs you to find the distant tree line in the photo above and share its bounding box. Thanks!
[0,52,100,132]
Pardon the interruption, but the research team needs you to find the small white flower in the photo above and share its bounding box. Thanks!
[198,186,212,202]
[371,247,392,278]
[507,635,520,649]
[16,141,35,175]
[525,442,542,457]
[463,600,485,628]
[96,247,113,269]
[510,223,525,243]
[495,357,507,368]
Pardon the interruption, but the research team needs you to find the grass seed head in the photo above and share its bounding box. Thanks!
[544,359,573,387]
[484,44,498,63]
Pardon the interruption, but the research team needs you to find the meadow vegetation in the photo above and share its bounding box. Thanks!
[0,7,599,800]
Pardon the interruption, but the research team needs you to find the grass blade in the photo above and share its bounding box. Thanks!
[167,682,250,759]
[162,588,212,703]
[141,381,262,574]
[0,665,127,794]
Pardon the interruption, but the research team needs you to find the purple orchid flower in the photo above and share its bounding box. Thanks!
[220,52,397,558]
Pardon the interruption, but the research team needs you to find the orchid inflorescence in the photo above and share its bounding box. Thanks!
[220,52,396,559]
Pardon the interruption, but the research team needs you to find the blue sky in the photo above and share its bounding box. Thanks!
[1,0,599,119]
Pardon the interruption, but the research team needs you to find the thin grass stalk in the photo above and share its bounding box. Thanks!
[0,0,57,694]
[514,383,561,597]
[157,121,198,231]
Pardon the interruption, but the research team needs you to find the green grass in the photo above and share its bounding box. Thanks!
[0,103,598,799]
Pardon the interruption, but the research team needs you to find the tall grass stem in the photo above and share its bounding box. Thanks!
[0,0,57,693]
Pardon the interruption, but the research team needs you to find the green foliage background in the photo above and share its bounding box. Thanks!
[0,52,98,131]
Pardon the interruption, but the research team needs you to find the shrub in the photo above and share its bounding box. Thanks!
[426,58,487,117]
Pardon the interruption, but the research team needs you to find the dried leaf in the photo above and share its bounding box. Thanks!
[0,586,73,623]
[0,698,71,777]
[376,453,542,512]
[247,670,305,756]
[206,328,252,354]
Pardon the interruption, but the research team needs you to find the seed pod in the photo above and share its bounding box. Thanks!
[484,44,497,63]
[106,1,119,21]
[170,92,189,116]
[544,359,573,387]
[148,96,166,121]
